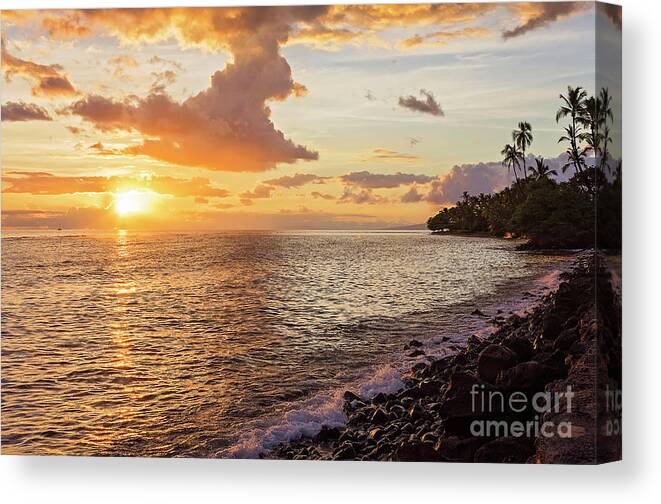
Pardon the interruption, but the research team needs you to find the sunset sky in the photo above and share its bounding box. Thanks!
[1,2,621,230]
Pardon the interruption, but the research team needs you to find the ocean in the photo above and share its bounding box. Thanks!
[1,230,572,457]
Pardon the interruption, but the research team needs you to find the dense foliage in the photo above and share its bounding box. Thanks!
[427,86,621,250]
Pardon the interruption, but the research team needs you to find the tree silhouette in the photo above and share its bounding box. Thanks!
[556,85,587,174]
[514,121,533,179]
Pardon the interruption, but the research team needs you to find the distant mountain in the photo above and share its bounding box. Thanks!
[385,223,428,231]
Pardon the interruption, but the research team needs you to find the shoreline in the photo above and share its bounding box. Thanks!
[223,256,571,458]
[264,251,621,463]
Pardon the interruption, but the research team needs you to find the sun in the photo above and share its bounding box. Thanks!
[114,190,154,216]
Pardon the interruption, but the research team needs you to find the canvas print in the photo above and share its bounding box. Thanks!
[1,2,621,463]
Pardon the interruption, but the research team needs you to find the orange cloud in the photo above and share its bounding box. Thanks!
[366,148,421,163]
[2,171,230,198]
[1,101,52,121]
[503,2,591,39]
[401,27,491,48]
[1,38,77,97]
[61,86,318,171]
[310,191,336,201]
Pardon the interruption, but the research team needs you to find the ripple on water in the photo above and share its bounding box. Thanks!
[1,231,572,456]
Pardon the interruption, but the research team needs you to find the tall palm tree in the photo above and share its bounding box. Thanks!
[501,141,521,182]
[556,86,587,174]
[529,157,558,180]
[513,121,533,179]
[578,95,604,162]
[598,87,614,173]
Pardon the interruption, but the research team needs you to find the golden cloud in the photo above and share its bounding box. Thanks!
[1,38,78,97]
[2,171,230,198]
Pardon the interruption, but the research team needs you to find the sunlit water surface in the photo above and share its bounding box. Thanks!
[1,230,572,457]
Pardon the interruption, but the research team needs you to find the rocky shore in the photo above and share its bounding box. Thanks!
[266,251,622,463]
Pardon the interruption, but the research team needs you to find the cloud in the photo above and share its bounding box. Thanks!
[239,184,275,200]
[340,170,434,189]
[366,148,421,163]
[57,10,323,173]
[401,27,491,48]
[398,89,444,117]
[422,154,572,205]
[262,172,329,188]
[598,3,622,31]
[1,38,77,97]
[2,207,114,229]
[1,101,52,121]
[400,185,424,203]
[7,4,587,53]
[108,54,139,79]
[338,188,388,205]
[503,2,591,40]
[148,55,183,71]
[425,161,512,205]
[2,171,230,198]
[61,86,318,172]
[150,69,178,93]
[310,191,336,200]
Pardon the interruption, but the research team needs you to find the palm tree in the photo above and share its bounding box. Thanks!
[513,121,533,179]
[598,87,614,173]
[578,95,604,162]
[556,86,587,174]
[501,141,521,182]
[529,157,557,180]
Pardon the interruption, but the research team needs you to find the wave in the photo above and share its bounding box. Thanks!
[220,365,405,459]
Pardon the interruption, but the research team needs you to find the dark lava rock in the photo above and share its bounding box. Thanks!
[436,436,488,462]
[542,313,564,340]
[333,443,356,460]
[554,327,579,351]
[477,344,517,383]
[473,437,535,463]
[472,308,487,316]
[408,349,426,358]
[409,339,423,348]
[496,361,552,392]
[503,335,534,361]
[394,440,441,462]
[316,425,341,442]
[370,407,390,425]
[412,362,427,374]
[372,392,388,405]
[343,391,362,403]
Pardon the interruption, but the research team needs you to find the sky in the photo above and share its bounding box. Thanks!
[0,2,622,230]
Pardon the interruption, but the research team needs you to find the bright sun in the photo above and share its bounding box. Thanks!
[114,190,154,216]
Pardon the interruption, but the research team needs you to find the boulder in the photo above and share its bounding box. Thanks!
[473,437,535,463]
[436,436,487,462]
[496,361,552,392]
[504,335,534,361]
[333,443,356,460]
[555,327,579,351]
[477,344,517,383]
[394,440,441,461]
[316,426,341,442]
[370,407,390,425]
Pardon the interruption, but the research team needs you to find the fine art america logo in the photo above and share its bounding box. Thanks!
[469,384,575,438]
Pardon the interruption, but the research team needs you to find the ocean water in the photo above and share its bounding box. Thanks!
[1,230,572,457]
